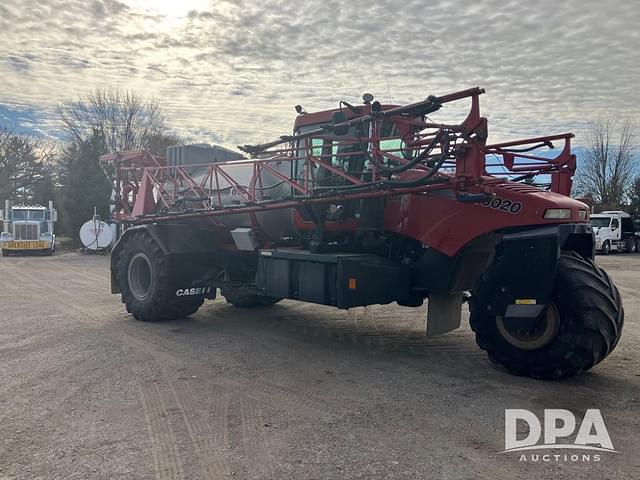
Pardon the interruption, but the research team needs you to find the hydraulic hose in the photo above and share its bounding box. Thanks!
[311,128,453,196]
[312,146,451,196]
[365,129,447,174]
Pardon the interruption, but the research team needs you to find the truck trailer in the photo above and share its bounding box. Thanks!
[103,87,623,379]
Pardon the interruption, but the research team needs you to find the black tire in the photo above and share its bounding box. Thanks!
[470,251,624,379]
[601,240,611,255]
[221,286,281,308]
[117,232,204,321]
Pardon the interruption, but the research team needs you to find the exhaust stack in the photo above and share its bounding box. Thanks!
[3,200,10,233]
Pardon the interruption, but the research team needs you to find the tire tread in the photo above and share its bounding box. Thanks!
[470,250,623,379]
[117,231,204,322]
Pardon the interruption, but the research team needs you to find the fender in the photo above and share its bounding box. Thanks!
[110,224,224,294]
[484,223,594,319]
[420,223,594,336]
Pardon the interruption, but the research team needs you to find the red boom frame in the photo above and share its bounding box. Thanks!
[101,87,577,227]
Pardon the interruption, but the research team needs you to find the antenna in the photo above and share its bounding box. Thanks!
[386,80,393,103]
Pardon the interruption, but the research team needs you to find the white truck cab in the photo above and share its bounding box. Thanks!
[590,210,638,254]
[0,200,57,256]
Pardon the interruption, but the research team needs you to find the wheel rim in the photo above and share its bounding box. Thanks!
[496,303,561,350]
[128,252,153,301]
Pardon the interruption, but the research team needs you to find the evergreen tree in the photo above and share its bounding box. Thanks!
[31,168,56,207]
[629,176,640,217]
[57,131,111,240]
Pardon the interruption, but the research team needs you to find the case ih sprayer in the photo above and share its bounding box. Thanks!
[104,87,623,379]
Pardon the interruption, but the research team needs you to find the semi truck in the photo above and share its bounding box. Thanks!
[0,200,57,256]
[591,210,639,254]
[103,87,624,379]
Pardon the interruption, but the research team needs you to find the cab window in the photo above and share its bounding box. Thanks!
[378,120,404,155]
[590,218,610,228]
[12,210,28,220]
[28,210,45,220]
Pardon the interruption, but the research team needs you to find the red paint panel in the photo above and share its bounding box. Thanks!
[384,185,588,257]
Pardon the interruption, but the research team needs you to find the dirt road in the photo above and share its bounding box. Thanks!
[0,253,638,479]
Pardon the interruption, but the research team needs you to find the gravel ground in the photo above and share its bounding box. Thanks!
[0,252,638,479]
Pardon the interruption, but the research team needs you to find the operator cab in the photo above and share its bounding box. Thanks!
[291,95,422,249]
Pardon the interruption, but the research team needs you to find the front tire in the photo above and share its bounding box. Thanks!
[470,251,624,379]
[601,240,611,255]
[118,233,204,321]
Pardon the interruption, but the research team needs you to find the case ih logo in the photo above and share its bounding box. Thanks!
[176,287,211,297]
[502,409,617,462]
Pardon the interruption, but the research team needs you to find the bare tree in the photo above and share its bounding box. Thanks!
[57,88,168,154]
[575,114,639,209]
[0,128,55,204]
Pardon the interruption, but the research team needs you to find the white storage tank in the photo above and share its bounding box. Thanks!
[80,218,114,251]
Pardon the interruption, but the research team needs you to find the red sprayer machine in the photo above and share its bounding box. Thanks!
[103,87,623,379]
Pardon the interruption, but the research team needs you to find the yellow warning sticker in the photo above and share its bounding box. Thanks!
[515,299,537,305]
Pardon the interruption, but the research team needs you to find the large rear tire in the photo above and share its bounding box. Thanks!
[470,251,624,379]
[118,233,204,322]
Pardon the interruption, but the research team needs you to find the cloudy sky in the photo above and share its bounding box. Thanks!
[1,0,639,148]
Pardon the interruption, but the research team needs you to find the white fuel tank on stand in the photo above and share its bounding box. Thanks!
[79,217,114,251]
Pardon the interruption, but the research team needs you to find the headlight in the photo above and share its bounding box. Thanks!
[40,232,52,239]
[578,209,589,220]
[544,208,572,219]
[0,232,13,240]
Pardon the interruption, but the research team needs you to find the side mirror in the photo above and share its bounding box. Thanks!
[332,111,349,136]
[0,209,3,221]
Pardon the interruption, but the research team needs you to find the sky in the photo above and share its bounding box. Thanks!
[1,0,639,150]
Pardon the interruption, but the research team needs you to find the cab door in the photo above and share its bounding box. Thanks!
[611,217,621,241]
[292,124,368,235]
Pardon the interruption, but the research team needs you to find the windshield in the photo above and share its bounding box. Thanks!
[590,217,611,228]
[295,119,412,175]
[12,209,45,221]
